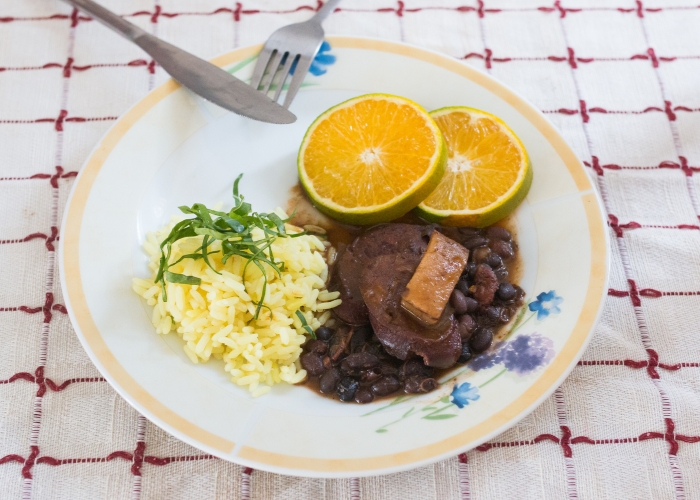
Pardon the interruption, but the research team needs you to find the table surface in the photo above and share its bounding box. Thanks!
[2,0,700,498]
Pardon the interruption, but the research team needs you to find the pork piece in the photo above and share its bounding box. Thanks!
[328,224,431,325]
[472,264,499,306]
[361,253,462,369]
[328,325,352,362]
[352,223,431,260]
[401,231,469,325]
[328,246,369,325]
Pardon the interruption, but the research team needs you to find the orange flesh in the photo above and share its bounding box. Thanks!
[302,98,439,209]
[422,111,523,211]
[401,231,469,325]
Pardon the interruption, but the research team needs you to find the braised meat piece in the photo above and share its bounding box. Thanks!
[328,224,431,325]
[401,231,469,325]
[361,253,461,369]
[328,247,369,325]
[351,223,431,260]
[472,264,499,305]
[301,222,523,403]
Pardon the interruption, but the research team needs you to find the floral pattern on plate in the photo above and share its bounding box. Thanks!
[528,290,563,320]
[297,41,336,76]
[366,291,562,433]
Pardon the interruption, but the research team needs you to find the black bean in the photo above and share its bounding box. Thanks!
[399,358,432,380]
[315,326,334,341]
[305,339,328,355]
[319,368,340,394]
[484,306,503,323]
[491,239,515,261]
[343,352,381,371]
[499,308,513,323]
[379,362,399,376]
[457,314,476,340]
[455,279,471,296]
[300,352,325,377]
[464,236,489,249]
[494,266,509,282]
[463,296,479,313]
[486,226,511,241]
[497,283,516,301]
[349,325,373,353]
[471,246,491,264]
[371,376,401,396]
[458,226,481,237]
[457,342,472,364]
[450,289,469,314]
[470,327,494,353]
[337,377,359,402]
[421,378,438,392]
[360,368,383,384]
[485,253,503,269]
[404,375,438,394]
[354,387,375,404]
[403,376,422,393]
[463,262,477,279]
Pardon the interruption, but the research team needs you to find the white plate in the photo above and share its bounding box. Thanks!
[60,36,609,477]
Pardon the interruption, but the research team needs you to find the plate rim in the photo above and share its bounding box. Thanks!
[59,35,610,477]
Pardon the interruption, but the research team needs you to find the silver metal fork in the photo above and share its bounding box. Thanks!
[250,0,342,108]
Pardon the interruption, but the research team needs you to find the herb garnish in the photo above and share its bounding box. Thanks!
[295,310,317,339]
[155,174,306,320]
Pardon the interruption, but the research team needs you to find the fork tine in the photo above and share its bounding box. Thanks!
[283,55,313,108]
[250,46,274,90]
[260,50,284,95]
[272,53,297,103]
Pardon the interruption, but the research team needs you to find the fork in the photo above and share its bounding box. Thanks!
[250,0,343,108]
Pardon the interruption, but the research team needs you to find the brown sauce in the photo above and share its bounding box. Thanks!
[286,184,523,284]
[286,184,358,246]
[287,184,525,403]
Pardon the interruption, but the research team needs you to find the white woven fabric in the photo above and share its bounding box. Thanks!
[1,1,700,498]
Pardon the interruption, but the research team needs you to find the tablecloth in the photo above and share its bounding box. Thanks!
[1,0,700,498]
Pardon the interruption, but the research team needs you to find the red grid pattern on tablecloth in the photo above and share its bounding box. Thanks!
[2,1,700,498]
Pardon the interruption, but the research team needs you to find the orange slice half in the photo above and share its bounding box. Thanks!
[416,107,532,227]
[298,94,447,225]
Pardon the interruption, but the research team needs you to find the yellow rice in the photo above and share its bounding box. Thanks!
[132,209,340,397]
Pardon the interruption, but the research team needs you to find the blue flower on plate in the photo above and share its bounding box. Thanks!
[450,382,480,409]
[290,41,336,76]
[528,290,563,320]
[469,333,555,376]
[469,351,498,372]
[310,41,336,75]
[497,333,555,376]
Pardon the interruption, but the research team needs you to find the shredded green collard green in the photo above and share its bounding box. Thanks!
[155,174,307,320]
[295,310,316,339]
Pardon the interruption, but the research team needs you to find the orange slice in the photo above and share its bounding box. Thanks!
[416,107,532,227]
[298,94,447,225]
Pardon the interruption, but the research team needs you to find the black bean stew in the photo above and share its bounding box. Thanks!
[299,223,524,404]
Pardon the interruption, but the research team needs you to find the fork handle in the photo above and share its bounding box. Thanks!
[311,0,343,23]
[62,0,148,42]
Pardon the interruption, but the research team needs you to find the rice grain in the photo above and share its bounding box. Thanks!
[132,213,340,396]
